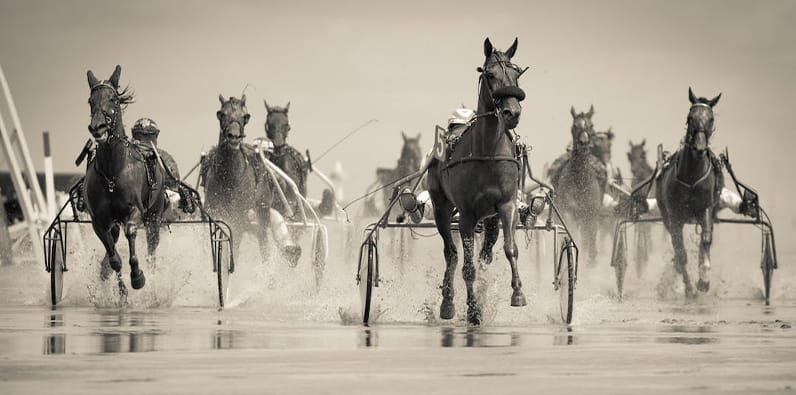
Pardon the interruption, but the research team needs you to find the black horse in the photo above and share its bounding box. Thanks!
[656,88,723,298]
[84,65,165,290]
[427,38,528,325]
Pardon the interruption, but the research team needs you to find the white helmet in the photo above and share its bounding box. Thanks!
[447,108,475,127]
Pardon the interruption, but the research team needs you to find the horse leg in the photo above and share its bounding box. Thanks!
[499,201,526,307]
[125,221,146,290]
[144,218,160,268]
[696,209,713,292]
[458,214,481,325]
[432,194,457,320]
[478,215,500,269]
[667,221,694,299]
[99,223,121,280]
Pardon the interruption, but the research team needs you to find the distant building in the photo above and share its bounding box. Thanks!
[0,171,81,223]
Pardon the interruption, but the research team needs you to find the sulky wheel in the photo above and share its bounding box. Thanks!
[313,226,328,289]
[49,231,65,306]
[216,240,231,308]
[611,226,628,301]
[358,239,378,324]
[761,231,776,306]
[558,237,575,325]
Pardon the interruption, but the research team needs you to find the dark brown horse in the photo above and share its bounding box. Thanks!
[656,88,723,298]
[628,139,653,270]
[555,106,606,265]
[85,65,164,290]
[264,100,309,219]
[201,94,274,262]
[375,132,423,211]
[427,38,527,325]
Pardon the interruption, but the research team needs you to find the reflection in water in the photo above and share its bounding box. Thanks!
[359,327,378,348]
[553,326,576,346]
[44,313,66,355]
[440,327,522,348]
[213,329,238,350]
[657,324,718,344]
[94,311,159,353]
[43,334,65,355]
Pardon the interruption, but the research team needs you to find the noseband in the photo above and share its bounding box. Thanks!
[685,103,714,151]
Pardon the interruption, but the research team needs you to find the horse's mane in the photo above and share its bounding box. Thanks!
[116,85,135,109]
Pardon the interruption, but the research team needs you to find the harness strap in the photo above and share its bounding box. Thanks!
[443,155,521,171]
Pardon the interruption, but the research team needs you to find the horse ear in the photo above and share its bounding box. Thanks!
[219,94,227,105]
[628,140,634,148]
[641,138,646,147]
[505,38,518,58]
[87,70,99,88]
[708,93,721,107]
[240,94,246,104]
[606,127,614,139]
[483,38,493,58]
[416,132,421,140]
[263,99,271,112]
[285,101,290,112]
[570,106,577,118]
[688,87,697,104]
[587,105,594,118]
[401,131,407,141]
[109,65,121,88]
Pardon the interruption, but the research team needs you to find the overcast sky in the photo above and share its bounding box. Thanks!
[1,0,795,235]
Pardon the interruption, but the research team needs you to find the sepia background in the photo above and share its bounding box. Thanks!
[1,0,794,241]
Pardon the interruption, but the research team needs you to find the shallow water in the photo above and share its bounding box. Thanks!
[1,221,795,394]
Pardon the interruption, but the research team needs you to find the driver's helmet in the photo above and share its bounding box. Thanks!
[447,108,475,128]
[253,137,275,153]
[131,118,160,138]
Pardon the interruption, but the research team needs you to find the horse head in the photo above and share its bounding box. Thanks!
[478,38,527,129]
[399,131,423,173]
[264,100,291,147]
[592,127,615,163]
[217,94,250,149]
[686,87,721,153]
[627,139,649,175]
[87,65,133,143]
[570,105,595,149]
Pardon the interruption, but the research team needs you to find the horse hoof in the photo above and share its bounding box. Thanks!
[100,257,112,281]
[440,299,455,320]
[108,257,122,272]
[697,279,710,293]
[467,309,482,326]
[684,284,696,300]
[282,246,302,268]
[131,270,146,290]
[511,291,527,307]
[478,251,493,267]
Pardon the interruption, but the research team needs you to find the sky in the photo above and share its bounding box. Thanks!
[1,0,795,239]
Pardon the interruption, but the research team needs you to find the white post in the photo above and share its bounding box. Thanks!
[0,115,42,262]
[43,131,55,219]
[0,64,47,216]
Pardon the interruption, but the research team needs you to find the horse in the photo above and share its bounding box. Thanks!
[655,88,723,298]
[427,37,528,325]
[628,139,653,270]
[554,105,607,265]
[84,65,165,290]
[201,94,275,264]
[264,100,309,219]
[373,131,423,213]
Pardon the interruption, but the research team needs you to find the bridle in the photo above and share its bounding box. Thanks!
[219,103,249,141]
[684,103,714,152]
[265,109,290,146]
[474,55,528,120]
[89,81,123,144]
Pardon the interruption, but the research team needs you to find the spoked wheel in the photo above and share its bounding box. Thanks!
[761,230,776,306]
[49,229,65,306]
[611,226,628,301]
[558,236,575,325]
[358,237,378,324]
